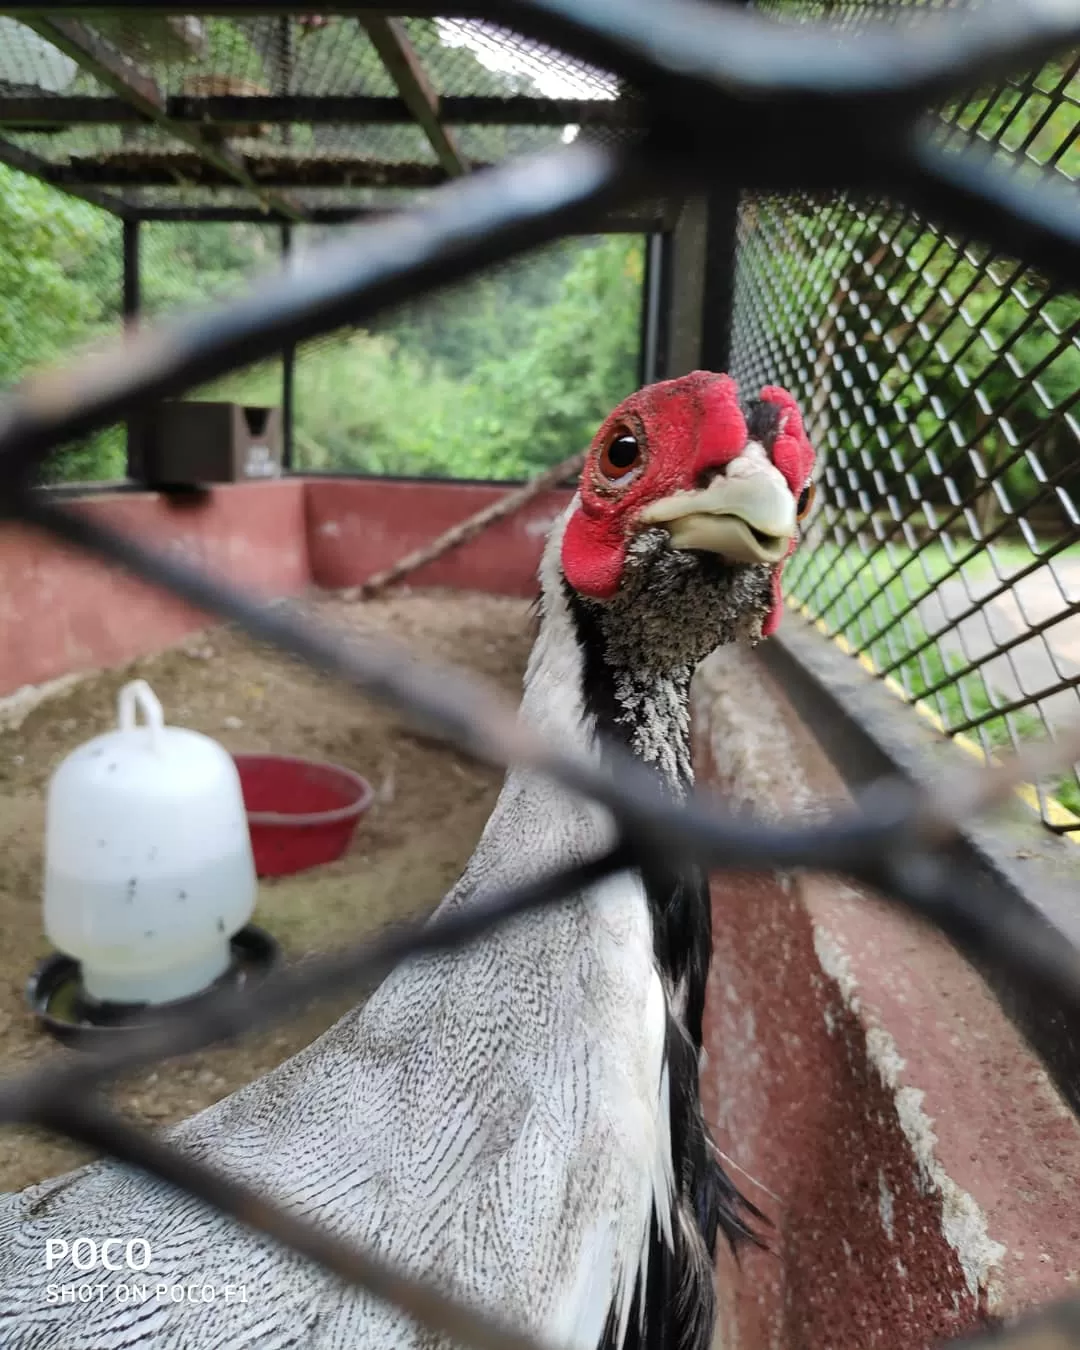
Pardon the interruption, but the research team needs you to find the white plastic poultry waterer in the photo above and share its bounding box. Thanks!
[41,679,260,1010]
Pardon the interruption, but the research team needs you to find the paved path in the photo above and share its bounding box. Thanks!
[914,560,1080,734]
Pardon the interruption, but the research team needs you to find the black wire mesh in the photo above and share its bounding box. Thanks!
[411,18,619,99]
[2,2,1080,1348]
[731,11,1080,830]
[0,15,108,96]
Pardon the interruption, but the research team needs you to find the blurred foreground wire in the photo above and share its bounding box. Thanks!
[2,2,1080,1347]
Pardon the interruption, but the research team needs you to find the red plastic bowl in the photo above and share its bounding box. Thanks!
[233,754,374,878]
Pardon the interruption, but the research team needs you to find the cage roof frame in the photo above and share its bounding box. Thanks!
[0,6,657,226]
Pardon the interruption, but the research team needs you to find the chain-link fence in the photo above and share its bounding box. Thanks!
[2,2,1080,1348]
[732,0,1080,831]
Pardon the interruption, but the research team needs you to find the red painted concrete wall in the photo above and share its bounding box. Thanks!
[0,481,309,699]
[305,477,570,596]
[0,477,560,700]
[694,641,1080,1350]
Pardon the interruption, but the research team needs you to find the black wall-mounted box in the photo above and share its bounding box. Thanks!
[131,402,283,487]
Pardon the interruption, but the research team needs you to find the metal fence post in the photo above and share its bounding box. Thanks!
[122,218,142,480]
[638,230,673,387]
[665,189,739,378]
[699,184,740,376]
[665,198,707,377]
[280,223,295,472]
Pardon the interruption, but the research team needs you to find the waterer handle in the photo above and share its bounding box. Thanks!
[117,680,165,752]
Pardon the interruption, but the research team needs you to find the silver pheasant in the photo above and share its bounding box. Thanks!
[0,371,815,1350]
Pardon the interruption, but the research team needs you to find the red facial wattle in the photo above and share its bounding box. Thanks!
[561,372,815,637]
[756,384,816,635]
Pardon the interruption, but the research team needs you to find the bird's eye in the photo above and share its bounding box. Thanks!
[599,430,642,482]
[796,481,815,520]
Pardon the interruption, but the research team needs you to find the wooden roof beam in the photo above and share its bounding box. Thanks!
[359,16,468,178]
[22,17,307,221]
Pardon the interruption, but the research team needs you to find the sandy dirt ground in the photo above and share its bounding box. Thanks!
[0,589,532,1193]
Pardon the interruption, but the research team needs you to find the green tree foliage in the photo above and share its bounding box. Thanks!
[0,166,119,383]
[0,191,642,484]
[196,233,644,479]
[141,220,280,317]
[452,234,644,476]
[0,164,125,480]
[0,14,638,484]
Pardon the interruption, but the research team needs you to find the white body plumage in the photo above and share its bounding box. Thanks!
[0,516,677,1350]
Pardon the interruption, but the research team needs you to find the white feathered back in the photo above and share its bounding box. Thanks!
[0,514,675,1350]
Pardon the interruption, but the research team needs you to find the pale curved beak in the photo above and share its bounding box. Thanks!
[638,471,797,565]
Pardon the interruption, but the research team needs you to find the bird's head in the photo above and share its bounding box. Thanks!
[559,371,815,664]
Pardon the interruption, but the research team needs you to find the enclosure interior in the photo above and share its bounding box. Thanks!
[0,7,1079,1350]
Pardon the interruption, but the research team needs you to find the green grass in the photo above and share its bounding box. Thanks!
[788,535,1080,818]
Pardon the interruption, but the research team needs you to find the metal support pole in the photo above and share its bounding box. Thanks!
[122,218,140,321]
[697,0,748,377]
[699,185,740,375]
[280,224,295,472]
[638,230,672,387]
[122,218,142,478]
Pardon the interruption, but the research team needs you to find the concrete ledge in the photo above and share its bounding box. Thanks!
[760,618,1080,1122]
[694,643,1080,1349]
